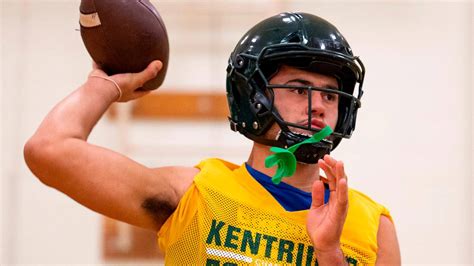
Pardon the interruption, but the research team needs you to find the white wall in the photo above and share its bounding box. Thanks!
[1,0,472,265]
[1,1,102,264]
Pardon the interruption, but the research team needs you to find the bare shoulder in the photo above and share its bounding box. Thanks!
[376,215,401,265]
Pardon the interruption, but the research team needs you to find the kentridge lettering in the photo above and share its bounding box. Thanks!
[206,219,358,265]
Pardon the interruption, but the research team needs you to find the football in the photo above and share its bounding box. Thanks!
[79,0,169,90]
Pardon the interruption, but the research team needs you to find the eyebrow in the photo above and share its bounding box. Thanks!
[285,78,339,91]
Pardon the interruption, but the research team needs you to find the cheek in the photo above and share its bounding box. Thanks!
[328,108,338,129]
[274,93,306,120]
[273,94,292,119]
[274,102,300,122]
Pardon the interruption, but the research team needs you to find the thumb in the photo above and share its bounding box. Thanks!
[134,60,163,86]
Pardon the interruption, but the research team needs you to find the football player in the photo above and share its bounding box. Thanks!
[25,12,400,265]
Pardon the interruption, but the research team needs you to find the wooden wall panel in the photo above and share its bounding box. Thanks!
[108,92,229,120]
[102,217,163,260]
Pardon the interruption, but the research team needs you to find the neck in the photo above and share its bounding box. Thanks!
[247,142,320,192]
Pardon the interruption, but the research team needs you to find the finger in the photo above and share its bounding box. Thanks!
[335,161,347,184]
[319,175,329,184]
[335,177,349,216]
[323,154,338,168]
[333,161,348,217]
[310,180,325,209]
[132,60,163,86]
[318,159,336,192]
[133,89,152,98]
[319,159,335,179]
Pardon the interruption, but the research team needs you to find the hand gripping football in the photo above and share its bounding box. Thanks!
[79,0,169,90]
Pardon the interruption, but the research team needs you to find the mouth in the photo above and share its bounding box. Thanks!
[302,119,326,131]
[288,120,327,138]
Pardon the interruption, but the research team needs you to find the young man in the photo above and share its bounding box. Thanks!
[24,12,400,265]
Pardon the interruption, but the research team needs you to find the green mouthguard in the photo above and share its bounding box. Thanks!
[264,126,333,185]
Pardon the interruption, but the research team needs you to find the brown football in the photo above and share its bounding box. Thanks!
[79,0,169,90]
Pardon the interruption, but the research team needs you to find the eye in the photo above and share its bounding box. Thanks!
[322,92,338,102]
[292,88,307,95]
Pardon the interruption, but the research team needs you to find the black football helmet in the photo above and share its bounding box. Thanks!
[226,12,365,163]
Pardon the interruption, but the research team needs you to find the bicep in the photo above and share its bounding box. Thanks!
[25,137,196,231]
[375,215,401,265]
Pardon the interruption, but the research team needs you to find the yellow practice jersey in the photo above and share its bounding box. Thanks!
[158,158,391,265]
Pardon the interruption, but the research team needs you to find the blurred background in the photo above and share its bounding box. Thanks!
[1,0,472,265]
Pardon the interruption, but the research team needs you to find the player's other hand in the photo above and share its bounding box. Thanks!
[87,60,163,102]
[306,154,349,263]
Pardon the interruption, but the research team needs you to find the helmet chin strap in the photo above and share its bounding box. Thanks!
[276,129,333,164]
[229,117,333,164]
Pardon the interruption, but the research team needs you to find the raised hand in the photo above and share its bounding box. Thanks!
[88,60,163,102]
[306,154,349,265]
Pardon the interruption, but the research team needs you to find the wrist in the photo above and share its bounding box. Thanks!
[85,75,122,102]
[316,247,347,266]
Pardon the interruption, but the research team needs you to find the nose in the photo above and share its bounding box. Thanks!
[307,91,325,118]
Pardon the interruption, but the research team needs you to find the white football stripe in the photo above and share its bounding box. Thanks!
[79,12,101,28]
[206,247,253,263]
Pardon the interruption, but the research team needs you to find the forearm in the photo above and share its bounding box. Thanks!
[34,78,118,141]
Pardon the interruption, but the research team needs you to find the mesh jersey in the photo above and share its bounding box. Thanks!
[158,158,391,265]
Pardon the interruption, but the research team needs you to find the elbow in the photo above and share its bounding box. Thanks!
[24,136,56,186]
